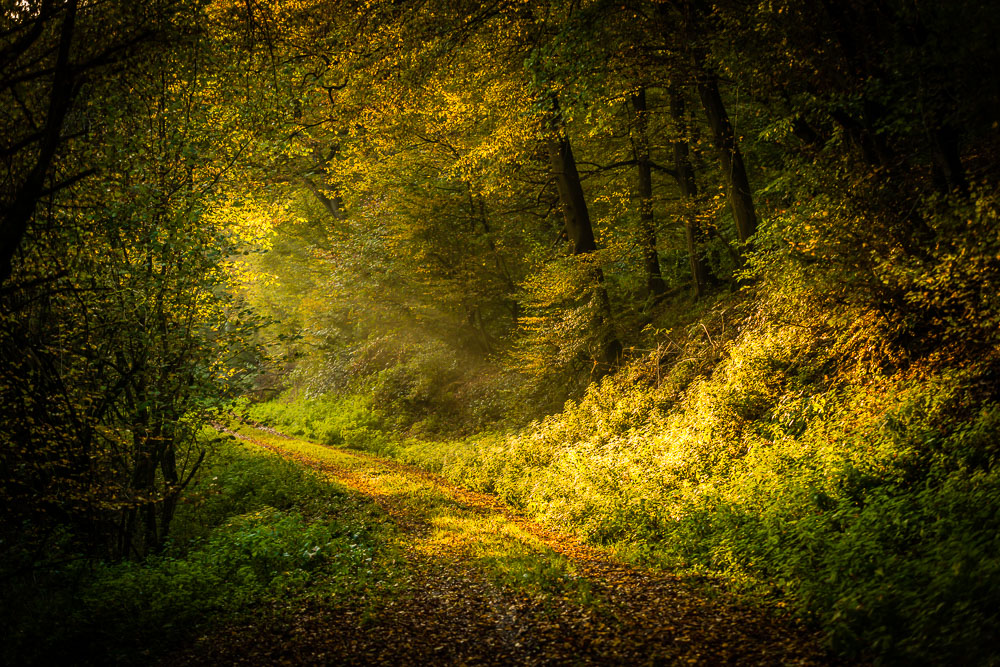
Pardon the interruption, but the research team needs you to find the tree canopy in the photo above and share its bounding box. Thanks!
[3,0,1000,663]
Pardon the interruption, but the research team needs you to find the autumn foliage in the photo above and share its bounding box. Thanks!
[3,0,1000,664]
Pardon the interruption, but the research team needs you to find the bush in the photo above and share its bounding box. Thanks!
[352,317,1000,663]
[1,433,399,666]
[245,392,393,453]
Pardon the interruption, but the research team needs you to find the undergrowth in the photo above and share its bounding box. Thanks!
[248,309,1000,664]
[0,431,403,666]
[244,190,1000,663]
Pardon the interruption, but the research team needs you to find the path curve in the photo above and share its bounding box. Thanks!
[176,424,836,666]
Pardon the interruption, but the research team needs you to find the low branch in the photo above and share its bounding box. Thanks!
[38,167,96,198]
[577,158,678,180]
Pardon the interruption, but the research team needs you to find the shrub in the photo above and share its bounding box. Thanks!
[1,433,399,666]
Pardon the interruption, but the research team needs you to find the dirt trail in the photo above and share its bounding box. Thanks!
[179,425,834,666]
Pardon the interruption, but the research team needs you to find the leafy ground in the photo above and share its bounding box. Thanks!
[165,423,834,665]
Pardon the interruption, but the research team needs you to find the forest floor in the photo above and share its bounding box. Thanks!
[166,424,836,665]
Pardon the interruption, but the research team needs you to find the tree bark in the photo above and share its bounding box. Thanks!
[669,88,709,298]
[302,176,347,220]
[0,0,78,287]
[630,87,666,299]
[546,100,621,368]
[546,133,597,255]
[470,192,519,326]
[696,72,758,245]
[930,125,966,194]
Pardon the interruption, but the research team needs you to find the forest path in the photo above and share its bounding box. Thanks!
[181,423,832,666]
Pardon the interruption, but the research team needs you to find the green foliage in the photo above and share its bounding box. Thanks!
[5,0,1000,663]
[513,252,622,382]
[169,431,351,541]
[0,0,278,561]
[245,391,395,454]
[270,309,1000,663]
[0,433,401,666]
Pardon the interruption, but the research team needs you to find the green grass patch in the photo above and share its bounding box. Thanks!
[243,393,396,455]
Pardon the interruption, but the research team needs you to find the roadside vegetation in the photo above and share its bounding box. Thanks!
[1,432,403,666]
[246,259,1000,663]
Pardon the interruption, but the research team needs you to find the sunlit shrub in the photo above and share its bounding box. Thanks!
[511,252,621,381]
[245,392,386,447]
[389,309,1000,663]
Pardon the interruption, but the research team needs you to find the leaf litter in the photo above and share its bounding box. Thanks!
[166,424,838,665]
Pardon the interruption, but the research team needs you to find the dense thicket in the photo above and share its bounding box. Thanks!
[0,0,274,562]
[4,0,1000,663]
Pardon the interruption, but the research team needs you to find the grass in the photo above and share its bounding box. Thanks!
[225,421,598,607]
[246,319,1000,664]
[0,429,406,666]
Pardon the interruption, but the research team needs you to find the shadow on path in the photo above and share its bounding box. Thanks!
[173,424,836,666]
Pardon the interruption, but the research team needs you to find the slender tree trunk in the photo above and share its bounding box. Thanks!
[471,194,519,326]
[924,111,969,194]
[669,88,709,298]
[158,435,179,552]
[546,134,597,255]
[929,119,967,195]
[128,440,157,557]
[0,0,78,286]
[630,88,666,299]
[546,101,621,368]
[302,176,347,220]
[696,72,758,245]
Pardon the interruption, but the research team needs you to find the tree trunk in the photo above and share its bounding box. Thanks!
[669,88,709,298]
[630,88,666,299]
[546,133,597,255]
[158,435,179,553]
[469,191,519,326]
[127,439,157,557]
[546,101,621,368]
[930,120,967,195]
[0,0,78,286]
[302,176,347,220]
[696,73,758,245]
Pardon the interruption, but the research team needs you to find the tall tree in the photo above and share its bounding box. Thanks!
[695,70,758,246]
[668,87,709,297]
[630,87,667,298]
[653,1,758,247]
[0,0,155,287]
[1,0,271,559]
